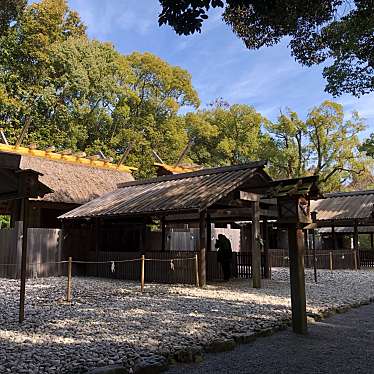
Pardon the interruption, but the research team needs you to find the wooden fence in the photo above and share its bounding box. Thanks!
[269,248,357,270]
[79,250,266,284]
[360,250,374,268]
[83,251,198,284]
[0,223,62,278]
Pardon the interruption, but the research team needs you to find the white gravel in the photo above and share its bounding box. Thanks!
[1,269,374,373]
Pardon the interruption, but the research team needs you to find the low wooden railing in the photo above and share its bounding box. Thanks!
[269,248,358,270]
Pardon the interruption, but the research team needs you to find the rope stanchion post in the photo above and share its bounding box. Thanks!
[353,250,358,270]
[141,255,145,293]
[195,254,199,287]
[66,257,72,302]
[268,254,272,280]
[329,251,333,271]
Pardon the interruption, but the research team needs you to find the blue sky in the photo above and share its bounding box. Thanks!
[69,0,373,137]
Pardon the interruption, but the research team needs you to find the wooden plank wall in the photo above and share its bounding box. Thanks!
[0,224,62,278]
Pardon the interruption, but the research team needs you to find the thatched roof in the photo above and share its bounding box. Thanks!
[0,150,134,205]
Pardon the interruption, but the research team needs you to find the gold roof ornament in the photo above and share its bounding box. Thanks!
[0,144,137,173]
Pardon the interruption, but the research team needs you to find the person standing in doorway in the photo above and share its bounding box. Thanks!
[215,234,233,281]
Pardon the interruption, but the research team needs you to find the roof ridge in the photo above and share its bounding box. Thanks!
[324,189,374,198]
[118,161,267,188]
[0,144,136,173]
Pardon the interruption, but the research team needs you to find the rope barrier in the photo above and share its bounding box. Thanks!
[0,256,197,267]
[144,257,197,262]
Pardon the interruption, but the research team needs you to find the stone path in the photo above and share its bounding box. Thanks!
[167,302,374,374]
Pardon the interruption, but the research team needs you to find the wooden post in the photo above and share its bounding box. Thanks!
[198,211,207,287]
[312,229,318,283]
[268,253,272,280]
[252,200,261,288]
[353,222,360,269]
[288,225,307,334]
[19,198,29,323]
[195,254,199,287]
[263,219,270,279]
[161,218,166,251]
[66,257,72,302]
[206,213,212,252]
[331,225,336,251]
[371,232,373,249]
[94,218,100,277]
[353,250,358,270]
[329,251,333,271]
[141,255,145,292]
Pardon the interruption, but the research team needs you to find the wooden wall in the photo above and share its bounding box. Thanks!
[0,222,62,278]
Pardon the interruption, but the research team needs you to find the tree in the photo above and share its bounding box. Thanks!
[0,0,86,143]
[263,101,369,192]
[158,1,374,96]
[306,101,366,191]
[265,110,307,179]
[186,101,265,166]
[360,133,374,157]
[0,0,26,35]
[115,52,200,178]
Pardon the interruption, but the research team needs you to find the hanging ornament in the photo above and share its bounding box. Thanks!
[111,261,115,273]
[170,260,175,271]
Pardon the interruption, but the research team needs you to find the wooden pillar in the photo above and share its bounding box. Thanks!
[353,221,360,268]
[371,232,374,249]
[263,219,270,279]
[252,200,261,288]
[312,229,317,283]
[94,218,101,276]
[19,198,29,323]
[206,214,212,252]
[161,217,166,252]
[288,225,307,334]
[198,211,207,287]
[331,225,336,251]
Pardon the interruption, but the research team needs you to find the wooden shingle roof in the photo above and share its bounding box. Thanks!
[60,161,269,219]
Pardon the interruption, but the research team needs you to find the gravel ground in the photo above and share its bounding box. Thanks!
[167,302,374,374]
[1,269,374,373]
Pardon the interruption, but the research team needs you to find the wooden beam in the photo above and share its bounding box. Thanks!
[260,208,278,218]
[239,191,260,202]
[19,198,29,323]
[288,225,307,334]
[198,211,207,287]
[252,200,261,288]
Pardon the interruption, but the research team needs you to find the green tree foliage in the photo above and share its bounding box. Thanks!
[186,101,266,166]
[265,101,367,192]
[0,0,199,179]
[0,215,10,228]
[265,110,307,179]
[158,1,374,96]
[0,0,86,142]
[0,0,26,35]
[360,133,374,157]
